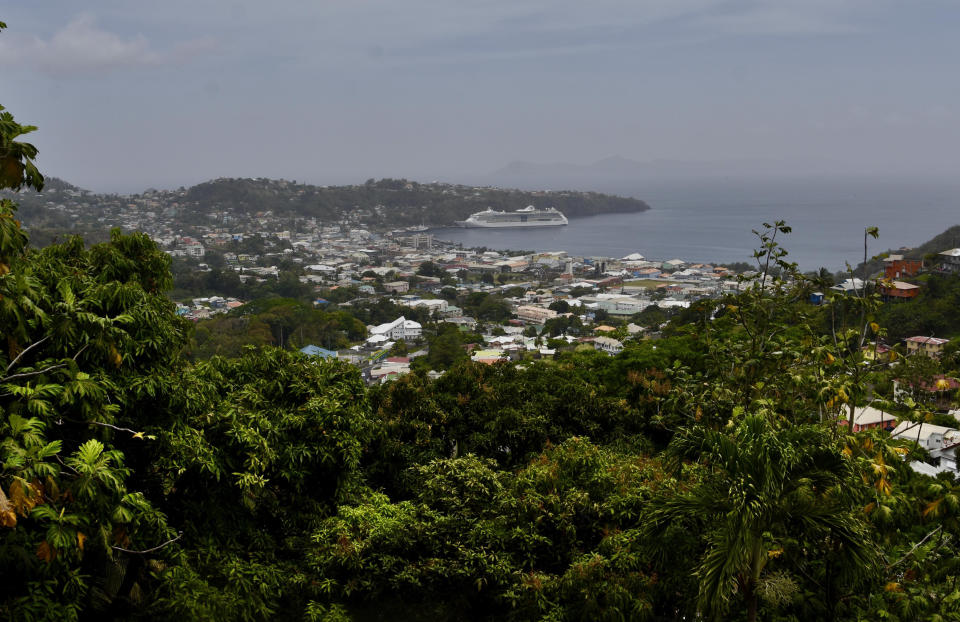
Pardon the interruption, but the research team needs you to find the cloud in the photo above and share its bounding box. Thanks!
[317,0,872,66]
[0,14,215,75]
[691,1,866,35]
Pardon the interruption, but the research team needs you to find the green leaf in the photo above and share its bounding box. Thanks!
[37,440,61,459]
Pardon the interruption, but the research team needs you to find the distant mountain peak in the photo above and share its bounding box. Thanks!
[592,155,637,166]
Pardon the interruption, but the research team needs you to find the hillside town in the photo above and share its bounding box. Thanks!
[15,177,960,478]
[19,178,960,378]
[157,211,960,391]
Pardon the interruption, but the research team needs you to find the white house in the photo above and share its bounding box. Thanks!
[939,248,960,272]
[403,298,449,314]
[890,421,960,453]
[892,421,960,473]
[516,305,558,323]
[184,243,206,258]
[594,336,624,355]
[831,278,865,293]
[367,316,422,342]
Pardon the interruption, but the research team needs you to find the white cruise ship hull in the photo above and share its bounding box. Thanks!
[455,218,568,228]
[455,206,569,228]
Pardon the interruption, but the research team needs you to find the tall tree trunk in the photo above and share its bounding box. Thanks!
[746,583,758,622]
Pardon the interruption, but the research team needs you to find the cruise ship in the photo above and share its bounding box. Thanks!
[455,205,568,228]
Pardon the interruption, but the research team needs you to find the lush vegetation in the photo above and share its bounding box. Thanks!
[875,272,960,341]
[189,298,368,359]
[7,76,960,621]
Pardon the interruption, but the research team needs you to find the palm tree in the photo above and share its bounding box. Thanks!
[644,415,879,621]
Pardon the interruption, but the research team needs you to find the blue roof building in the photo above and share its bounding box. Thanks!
[299,345,337,359]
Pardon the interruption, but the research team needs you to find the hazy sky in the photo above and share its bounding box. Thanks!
[2,1,958,192]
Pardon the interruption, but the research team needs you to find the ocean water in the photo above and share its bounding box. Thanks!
[430,177,960,272]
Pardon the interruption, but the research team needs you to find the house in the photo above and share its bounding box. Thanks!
[183,242,206,258]
[367,316,422,342]
[845,405,898,432]
[471,349,508,364]
[403,298,449,314]
[516,305,557,324]
[369,361,411,383]
[384,281,410,294]
[445,316,478,330]
[939,248,960,272]
[636,267,662,278]
[593,296,647,316]
[884,256,923,280]
[594,336,624,355]
[861,343,892,361]
[594,276,623,289]
[299,345,337,360]
[894,374,960,411]
[905,336,949,357]
[831,278,864,293]
[891,422,960,472]
[879,280,920,301]
[890,421,959,453]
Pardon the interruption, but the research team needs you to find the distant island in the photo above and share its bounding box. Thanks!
[6,176,650,241]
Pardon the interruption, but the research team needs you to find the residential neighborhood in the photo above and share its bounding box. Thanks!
[12,176,960,479]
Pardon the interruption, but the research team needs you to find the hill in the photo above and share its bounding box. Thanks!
[4,176,651,233]
[857,224,960,276]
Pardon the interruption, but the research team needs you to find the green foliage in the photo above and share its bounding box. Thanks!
[312,440,666,620]
[366,359,649,497]
[190,298,367,358]
[629,303,672,329]
[875,272,960,341]
[0,103,44,192]
[460,292,512,322]
[149,348,377,619]
[422,323,472,370]
[645,415,879,621]
[543,314,583,337]
[0,207,187,618]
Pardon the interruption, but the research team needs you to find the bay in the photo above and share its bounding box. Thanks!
[430,177,960,272]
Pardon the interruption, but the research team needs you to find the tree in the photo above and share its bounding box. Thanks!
[0,87,192,618]
[0,220,190,616]
[150,349,376,619]
[312,440,665,620]
[416,261,437,277]
[389,339,408,356]
[0,100,44,191]
[425,324,470,370]
[644,415,878,622]
[592,309,610,323]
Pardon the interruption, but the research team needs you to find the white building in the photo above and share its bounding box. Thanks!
[184,243,206,258]
[939,248,960,272]
[890,421,960,453]
[516,305,558,323]
[367,316,422,342]
[831,278,865,293]
[403,298,449,314]
[892,421,960,473]
[384,281,410,294]
[594,336,624,355]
